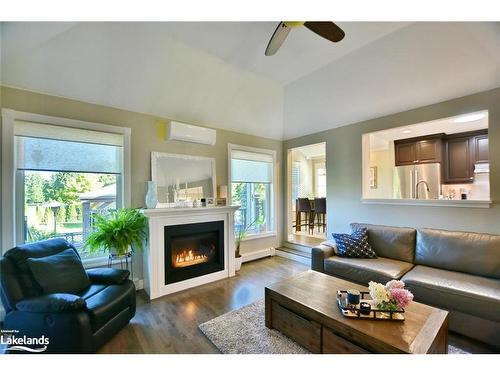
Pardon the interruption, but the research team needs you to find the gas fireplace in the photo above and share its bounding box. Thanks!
[164,220,225,285]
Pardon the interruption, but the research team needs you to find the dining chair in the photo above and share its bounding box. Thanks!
[295,198,314,234]
[313,197,326,233]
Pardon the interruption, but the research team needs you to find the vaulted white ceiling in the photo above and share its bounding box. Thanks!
[1,22,499,140]
[0,22,285,139]
[284,22,500,139]
[156,22,410,84]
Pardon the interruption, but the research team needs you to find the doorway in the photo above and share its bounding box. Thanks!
[287,142,327,247]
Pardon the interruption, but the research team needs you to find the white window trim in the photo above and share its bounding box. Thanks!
[1,109,131,258]
[240,231,277,242]
[228,143,277,241]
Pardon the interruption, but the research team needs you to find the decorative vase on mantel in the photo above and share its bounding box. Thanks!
[145,181,158,209]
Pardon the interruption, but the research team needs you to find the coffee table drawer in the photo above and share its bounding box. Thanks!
[322,327,369,354]
[271,301,321,353]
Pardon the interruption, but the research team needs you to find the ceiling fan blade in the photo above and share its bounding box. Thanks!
[265,22,291,56]
[304,21,345,43]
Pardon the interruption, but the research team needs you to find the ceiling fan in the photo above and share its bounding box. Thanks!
[265,21,345,56]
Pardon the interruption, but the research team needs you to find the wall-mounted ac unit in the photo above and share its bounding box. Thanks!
[168,121,216,146]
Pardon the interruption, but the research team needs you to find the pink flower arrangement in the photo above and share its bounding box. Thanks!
[368,279,414,311]
[389,287,414,309]
[385,279,405,290]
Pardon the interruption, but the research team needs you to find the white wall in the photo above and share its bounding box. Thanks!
[291,149,314,197]
[1,22,284,139]
[442,173,490,200]
[367,149,393,199]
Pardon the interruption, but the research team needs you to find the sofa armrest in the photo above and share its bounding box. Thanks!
[311,244,336,273]
[86,268,130,284]
[16,293,86,313]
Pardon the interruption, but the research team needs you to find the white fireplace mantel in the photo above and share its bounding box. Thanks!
[142,205,239,299]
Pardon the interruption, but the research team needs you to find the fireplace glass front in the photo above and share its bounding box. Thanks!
[164,220,224,284]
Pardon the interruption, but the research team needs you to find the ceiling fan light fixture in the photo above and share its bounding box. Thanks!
[265,21,345,56]
[283,21,305,28]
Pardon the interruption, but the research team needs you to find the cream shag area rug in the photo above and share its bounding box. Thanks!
[199,299,468,354]
[199,299,309,354]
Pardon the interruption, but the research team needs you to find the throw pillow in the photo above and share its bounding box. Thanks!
[331,228,377,258]
[27,249,91,294]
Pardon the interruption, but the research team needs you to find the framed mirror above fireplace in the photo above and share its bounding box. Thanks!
[151,152,216,207]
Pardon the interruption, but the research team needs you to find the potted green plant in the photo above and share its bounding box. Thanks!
[234,218,261,271]
[84,208,148,257]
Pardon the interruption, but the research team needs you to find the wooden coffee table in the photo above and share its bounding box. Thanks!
[265,270,448,354]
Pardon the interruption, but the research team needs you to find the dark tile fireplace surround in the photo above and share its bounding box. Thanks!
[164,220,225,285]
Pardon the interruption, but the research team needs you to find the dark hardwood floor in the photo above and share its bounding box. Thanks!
[99,256,496,354]
[99,256,308,353]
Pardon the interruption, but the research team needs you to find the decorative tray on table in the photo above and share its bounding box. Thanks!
[336,290,405,321]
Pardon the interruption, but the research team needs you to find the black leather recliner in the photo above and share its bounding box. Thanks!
[0,238,136,353]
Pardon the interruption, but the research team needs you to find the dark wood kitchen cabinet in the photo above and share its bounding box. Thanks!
[473,133,489,164]
[395,142,416,165]
[443,136,473,184]
[395,135,443,166]
[443,130,488,184]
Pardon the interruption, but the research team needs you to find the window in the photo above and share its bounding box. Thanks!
[230,146,275,237]
[5,113,129,260]
[23,171,118,257]
[314,162,327,197]
[291,161,300,211]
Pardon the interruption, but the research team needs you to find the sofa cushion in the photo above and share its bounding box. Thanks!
[16,293,87,313]
[402,265,500,323]
[415,228,500,279]
[324,256,414,285]
[27,249,91,295]
[84,281,135,332]
[332,228,376,258]
[78,284,107,300]
[3,238,77,298]
[86,268,130,284]
[351,223,416,263]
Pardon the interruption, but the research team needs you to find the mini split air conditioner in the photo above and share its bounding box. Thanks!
[168,121,216,146]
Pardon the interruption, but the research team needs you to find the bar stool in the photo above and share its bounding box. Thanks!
[295,198,314,234]
[313,197,326,233]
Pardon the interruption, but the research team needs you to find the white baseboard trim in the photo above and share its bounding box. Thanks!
[275,249,311,266]
[133,278,144,291]
[241,248,274,263]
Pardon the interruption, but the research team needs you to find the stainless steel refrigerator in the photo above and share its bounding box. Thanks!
[393,163,441,199]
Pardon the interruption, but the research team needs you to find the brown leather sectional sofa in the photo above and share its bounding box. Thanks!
[311,223,500,348]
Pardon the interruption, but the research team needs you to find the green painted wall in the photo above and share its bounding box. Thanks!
[0,86,284,278]
[2,84,500,265]
[283,87,500,237]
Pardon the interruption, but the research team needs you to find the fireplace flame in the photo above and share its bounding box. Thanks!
[173,249,209,268]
